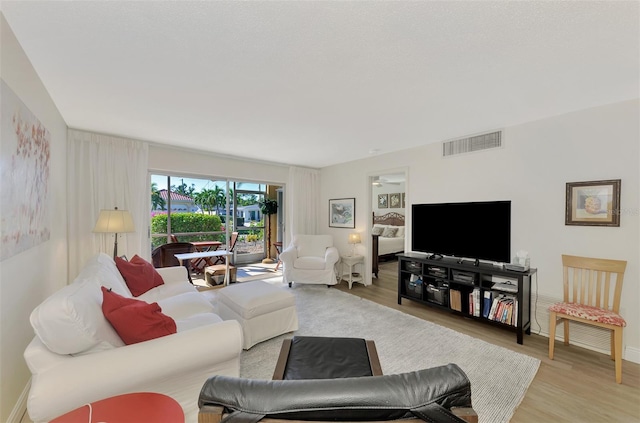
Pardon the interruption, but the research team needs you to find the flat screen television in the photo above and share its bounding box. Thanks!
[411,201,511,263]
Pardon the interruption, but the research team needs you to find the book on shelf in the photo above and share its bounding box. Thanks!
[487,295,517,324]
[482,291,493,318]
[450,289,462,312]
[473,288,481,317]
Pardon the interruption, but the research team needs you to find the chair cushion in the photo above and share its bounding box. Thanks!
[295,235,332,258]
[294,256,327,270]
[115,255,164,297]
[549,302,626,327]
[101,287,177,345]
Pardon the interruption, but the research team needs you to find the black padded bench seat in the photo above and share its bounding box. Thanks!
[272,336,382,380]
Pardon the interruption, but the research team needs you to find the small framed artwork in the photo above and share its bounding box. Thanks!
[389,193,401,208]
[401,192,406,208]
[565,179,621,227]
[329,198,355,228]
[378,194,388,209]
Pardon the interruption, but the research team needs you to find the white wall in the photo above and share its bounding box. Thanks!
[321,99,639,360]
[0,14,68,421]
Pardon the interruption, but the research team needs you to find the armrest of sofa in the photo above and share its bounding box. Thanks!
[155,265,189,284]
[325,246,340,266]
[27,320,243,422]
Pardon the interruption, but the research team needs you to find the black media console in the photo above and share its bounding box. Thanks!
[398,252,537,344]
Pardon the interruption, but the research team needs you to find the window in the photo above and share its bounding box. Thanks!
[150,175,280,265]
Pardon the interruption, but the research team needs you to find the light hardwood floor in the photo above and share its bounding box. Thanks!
[334,259,640,422]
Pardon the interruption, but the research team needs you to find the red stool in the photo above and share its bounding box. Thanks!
[50,392,184,423]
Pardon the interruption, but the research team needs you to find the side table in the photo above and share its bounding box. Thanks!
[340,254,364,289]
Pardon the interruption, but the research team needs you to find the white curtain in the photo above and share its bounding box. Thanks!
[67,129,149,279]
[286,166,319,241]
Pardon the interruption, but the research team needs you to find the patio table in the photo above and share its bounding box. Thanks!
[190,241,222,272]
[175,250,233,285]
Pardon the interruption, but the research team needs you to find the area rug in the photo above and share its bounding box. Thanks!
[239,283,540,423]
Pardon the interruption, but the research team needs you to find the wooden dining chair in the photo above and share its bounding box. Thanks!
[548,254,627,383]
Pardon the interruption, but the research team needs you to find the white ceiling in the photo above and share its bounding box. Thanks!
[2,1,638,168]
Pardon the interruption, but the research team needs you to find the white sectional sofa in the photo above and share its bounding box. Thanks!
[24,253,243,423]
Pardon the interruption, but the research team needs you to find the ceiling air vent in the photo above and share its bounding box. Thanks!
[442,130,502,157]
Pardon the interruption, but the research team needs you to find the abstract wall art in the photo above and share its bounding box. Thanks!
[1,80,51,260]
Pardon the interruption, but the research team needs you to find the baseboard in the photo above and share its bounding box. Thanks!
[7,379,30,423]
[625,346,640,364]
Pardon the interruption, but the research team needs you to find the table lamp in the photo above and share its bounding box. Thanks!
[348,232,361,256]
[93,207,135,259]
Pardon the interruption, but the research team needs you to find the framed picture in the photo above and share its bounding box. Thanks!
[378,194,388,209]
[389,193,401,208]
[329,198,355,228]
[565,179,621,227]
[401,192,406,208]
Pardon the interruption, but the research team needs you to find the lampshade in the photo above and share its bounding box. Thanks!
[348,232,361,244]
[93,208,135,234]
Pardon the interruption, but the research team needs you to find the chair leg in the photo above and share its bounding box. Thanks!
[548,311,557,360]
[614,327,623,384]
[563,319,570,345]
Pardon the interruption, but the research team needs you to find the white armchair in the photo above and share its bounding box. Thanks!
[280,235,340,287]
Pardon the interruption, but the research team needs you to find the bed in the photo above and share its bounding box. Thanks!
[372,212,405,278]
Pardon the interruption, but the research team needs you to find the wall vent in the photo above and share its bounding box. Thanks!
[442,130,502,157]
[532,293,611,355]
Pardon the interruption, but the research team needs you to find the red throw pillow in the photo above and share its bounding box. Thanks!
[115,255,164,297]
[101,287,176,345]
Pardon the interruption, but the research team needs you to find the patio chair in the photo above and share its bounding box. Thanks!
[151,242,196,283]
[212,232,239,265]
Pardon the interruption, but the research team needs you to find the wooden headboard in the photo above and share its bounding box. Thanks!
[372,212,405,227]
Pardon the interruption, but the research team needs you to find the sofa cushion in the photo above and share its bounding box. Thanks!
[174,312,223,332]
[137,280,197,303]
[30,279,125,355]
[294,256,327,270]
[86,253,132,297]
[157,292,215,321]
[115,255,164,297]
[101,287,176,345]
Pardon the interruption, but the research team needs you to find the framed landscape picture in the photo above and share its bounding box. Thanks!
[565,179,621,227]
[329,198,355,228]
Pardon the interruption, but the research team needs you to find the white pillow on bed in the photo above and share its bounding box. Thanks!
[381,227,398,238]
[395,226,405,237]
[372,226,384,236]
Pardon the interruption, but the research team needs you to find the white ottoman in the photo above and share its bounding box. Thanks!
[216,281,298,349]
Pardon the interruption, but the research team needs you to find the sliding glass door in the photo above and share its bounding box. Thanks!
[150,174,279,265]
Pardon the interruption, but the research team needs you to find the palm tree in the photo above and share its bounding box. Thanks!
[151,182,166,210]
[194,189,216,214]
